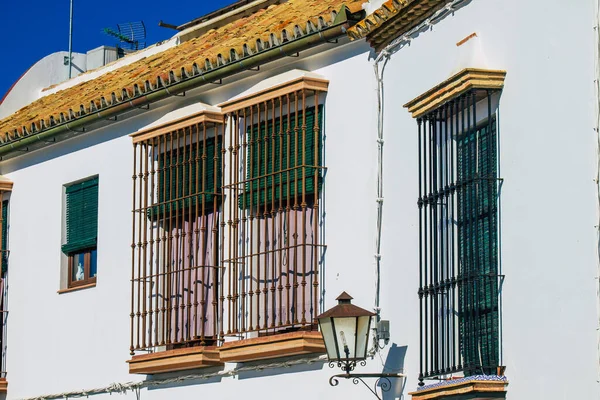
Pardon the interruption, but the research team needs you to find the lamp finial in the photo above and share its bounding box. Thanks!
[336,292,353,304]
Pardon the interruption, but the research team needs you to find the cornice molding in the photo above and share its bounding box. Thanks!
[219,76,329,114]
[404,68,507,119]
[130,110,224,144]
[0,177,14,192]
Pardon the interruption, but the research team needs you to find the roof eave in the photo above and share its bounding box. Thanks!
[0,5,364,161]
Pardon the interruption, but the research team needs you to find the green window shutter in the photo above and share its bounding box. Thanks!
[62,177,99,254]
[153,138,222,218]
[457,118,499,376]
[1,201,8,274]
[242,105,323,208]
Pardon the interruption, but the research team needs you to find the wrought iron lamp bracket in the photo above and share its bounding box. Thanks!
[328,362,405,400]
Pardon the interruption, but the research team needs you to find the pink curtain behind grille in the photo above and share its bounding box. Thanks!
[236,206,318,332]
[164,211,218,345]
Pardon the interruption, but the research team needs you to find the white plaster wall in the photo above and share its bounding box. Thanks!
[374,0,598,397]
[0,52,87,119]
[0,0,596,399]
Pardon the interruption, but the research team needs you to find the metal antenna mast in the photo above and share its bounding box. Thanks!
[68,0,73,79]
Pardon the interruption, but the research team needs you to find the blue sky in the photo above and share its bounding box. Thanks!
[0,0,235,101]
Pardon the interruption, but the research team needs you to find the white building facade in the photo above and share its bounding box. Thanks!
[0,0,597,399]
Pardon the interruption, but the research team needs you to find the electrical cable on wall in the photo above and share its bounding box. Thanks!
[18,355,328,400]
[373,55,388,323]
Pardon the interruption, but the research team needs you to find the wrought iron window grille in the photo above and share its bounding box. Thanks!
[222,89,326,338]
[130,122,223,355]
[415,89,505,386]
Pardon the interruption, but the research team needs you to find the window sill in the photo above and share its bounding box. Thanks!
[0,377,8,393]
[128,346,222,374]
[57,282,96,294]
[219,331,325,363]
[409,377,508,400]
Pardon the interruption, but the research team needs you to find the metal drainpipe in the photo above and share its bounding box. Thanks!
[0,16,354,159]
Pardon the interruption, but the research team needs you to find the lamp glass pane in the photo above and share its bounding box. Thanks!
[333,316,358,360]
[356,315,372,358]
[319,317,339,360]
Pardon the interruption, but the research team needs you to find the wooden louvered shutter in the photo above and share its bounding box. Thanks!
[243,105,323,208]
[62,178,99,254]
[155,138,221,217]
[457,119,499,376]
[200,138,221,205]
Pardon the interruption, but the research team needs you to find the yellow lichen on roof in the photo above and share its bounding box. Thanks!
[0,0,364,139]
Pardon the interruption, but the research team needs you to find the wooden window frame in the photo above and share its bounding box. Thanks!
[67,249,97,288]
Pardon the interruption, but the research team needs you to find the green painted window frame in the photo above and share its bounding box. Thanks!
[241,105,323,208]
[457,116,499,376]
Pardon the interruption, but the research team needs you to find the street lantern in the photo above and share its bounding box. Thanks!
[317,292,405,400]
[317,292,375,369]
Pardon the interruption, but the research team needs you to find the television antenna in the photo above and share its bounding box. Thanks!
[103,21,147,51]
[67,0,74,79]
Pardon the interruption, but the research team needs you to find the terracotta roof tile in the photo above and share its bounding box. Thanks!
[0,0,363,141]
[347,0,451,52]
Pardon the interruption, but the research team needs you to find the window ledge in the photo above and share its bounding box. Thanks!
[220,331,325,363]
[0,378,8,393]
[409,377,508,400]
[57,282,96,294]
[128,346,222,374]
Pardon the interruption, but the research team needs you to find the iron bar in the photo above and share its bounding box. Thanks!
[422,115,429,381]
[417,117,424,386]
[130,143,137,355]
[432,109,439,375]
